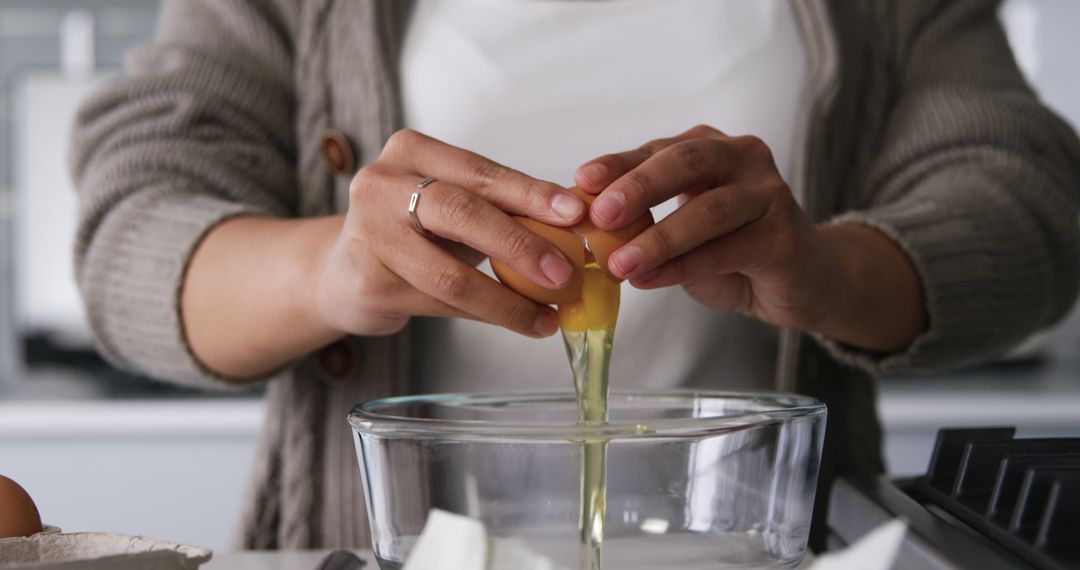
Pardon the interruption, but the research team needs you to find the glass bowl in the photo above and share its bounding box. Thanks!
[348,390,826,569]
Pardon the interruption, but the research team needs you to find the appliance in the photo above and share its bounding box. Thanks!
[828,427,1080,569]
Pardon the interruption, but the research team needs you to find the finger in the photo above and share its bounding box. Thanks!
[676,190,704,208]
[590,137,737,230]
[574,124,726,192]
[573,137,675,193]
[384,285,570,331]
[412,299,554,334]
[629,224,762,287]
[390,286,474,320]
[438,239,485,267]
[384,129,585,225]
[683,274,754,315]
[606,184,769,279]
[629,247,755,319]
[388,284,556,331]
[628,256,687,290]
[629,253,753,318]
[412,178,575,289]
[687,228,767,276]
[388,237,560,338]
[630,234,756,289]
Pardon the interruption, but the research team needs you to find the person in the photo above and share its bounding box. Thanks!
[71,0,1080,550]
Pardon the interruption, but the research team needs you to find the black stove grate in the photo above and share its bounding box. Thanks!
[916,427,1080,570]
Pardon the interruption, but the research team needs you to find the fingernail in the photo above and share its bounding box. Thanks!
[579,163,607,185]
[592,192,625,223]
[551,192,584,221]
[609,245,642,278]
[534,309,559,336]
[540,252,573,287]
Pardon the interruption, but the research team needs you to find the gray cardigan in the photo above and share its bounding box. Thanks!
[71,0,1080,549]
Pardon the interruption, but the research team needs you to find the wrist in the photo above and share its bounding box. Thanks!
[181,215,347,380]
[813,222,927,352]
[303,215,350,340]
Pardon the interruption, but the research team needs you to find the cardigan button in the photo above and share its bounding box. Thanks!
[321,129,356,175]
[316,339,361,383]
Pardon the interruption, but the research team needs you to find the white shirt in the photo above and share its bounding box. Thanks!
[402,0,807,393]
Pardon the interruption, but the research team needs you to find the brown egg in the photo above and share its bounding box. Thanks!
[491,187,654,305]
[0,475,43,538]
[491,217,585,305]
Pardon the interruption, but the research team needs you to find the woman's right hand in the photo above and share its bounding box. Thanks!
[314,129,587,338]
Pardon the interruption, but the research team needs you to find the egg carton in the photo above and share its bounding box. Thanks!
[0,527,211,570]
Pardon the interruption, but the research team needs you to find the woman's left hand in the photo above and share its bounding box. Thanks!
[575,125,926,352]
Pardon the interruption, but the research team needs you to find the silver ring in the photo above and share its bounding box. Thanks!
[408,177,437,234]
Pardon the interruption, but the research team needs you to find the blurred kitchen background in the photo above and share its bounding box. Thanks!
[0,0,1077,554]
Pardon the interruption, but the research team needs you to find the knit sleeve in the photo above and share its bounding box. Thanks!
[72,0,300,388]
[815,0,1080,375]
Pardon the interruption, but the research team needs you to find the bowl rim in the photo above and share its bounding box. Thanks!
[347,389,825,440]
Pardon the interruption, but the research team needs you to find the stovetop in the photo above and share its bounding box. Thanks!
[827,427,1080,570]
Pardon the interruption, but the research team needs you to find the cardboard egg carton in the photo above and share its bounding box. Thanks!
[0,527,211,569]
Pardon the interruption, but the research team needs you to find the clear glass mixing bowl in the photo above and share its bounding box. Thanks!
[348,390,826,569]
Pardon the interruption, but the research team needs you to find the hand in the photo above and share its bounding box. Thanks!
[316,129,587,338]
[574,125,925,351]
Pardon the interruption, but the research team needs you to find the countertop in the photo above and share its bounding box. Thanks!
[878,304,1080,429]
[203,549,817,569]
[205,550,372,570]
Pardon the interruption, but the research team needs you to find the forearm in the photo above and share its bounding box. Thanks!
[181,215,345,381]
[814,223,927,352]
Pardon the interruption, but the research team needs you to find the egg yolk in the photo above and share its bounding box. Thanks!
[556,257,620,334]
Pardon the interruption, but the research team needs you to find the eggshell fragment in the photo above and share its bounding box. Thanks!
[0,475,43,538]
[574,216,654,281]
[567,186,654,281]
[491,216,585,305]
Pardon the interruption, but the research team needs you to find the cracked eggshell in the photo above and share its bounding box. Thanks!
[567,186,655,281]
[0,532,212,570]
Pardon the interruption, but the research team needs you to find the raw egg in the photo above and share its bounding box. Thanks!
[0,474,43,538]
[492,187,653,305]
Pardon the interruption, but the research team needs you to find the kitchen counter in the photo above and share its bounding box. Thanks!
[205,550,372,570]
[0,398,263,438]
[203,549,816,569]
[877,303,1080,474]
[0,399,264,553]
